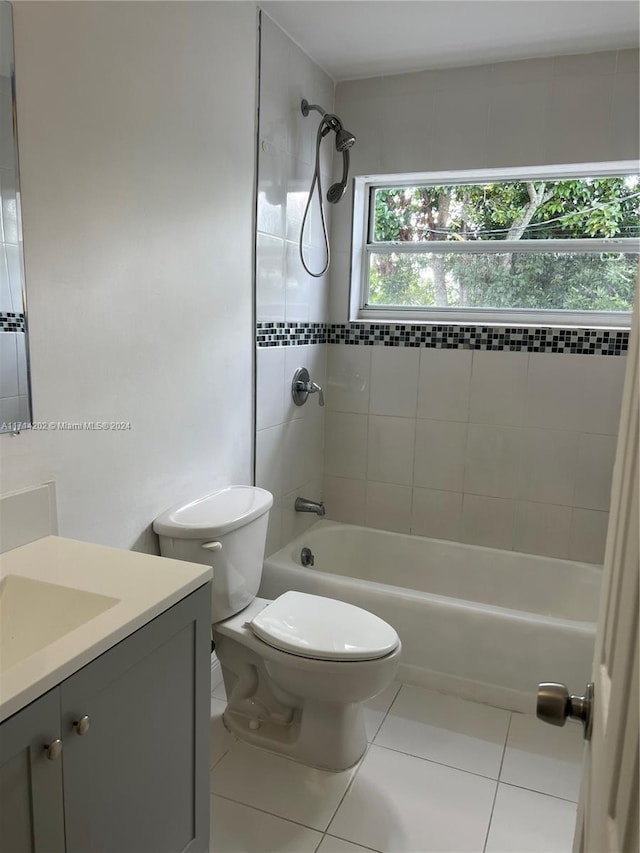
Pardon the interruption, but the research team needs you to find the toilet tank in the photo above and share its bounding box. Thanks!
[153,486,273,622]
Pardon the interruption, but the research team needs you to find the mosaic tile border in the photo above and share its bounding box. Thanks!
[0,312,25,332]
[256,321,629,354]
[326,324,629,355]
[256,322,327,347]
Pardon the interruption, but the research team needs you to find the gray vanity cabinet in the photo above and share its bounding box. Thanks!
[0,688,66,852]
[0,584,211,853]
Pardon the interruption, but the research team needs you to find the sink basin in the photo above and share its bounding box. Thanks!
[0,575,119,672]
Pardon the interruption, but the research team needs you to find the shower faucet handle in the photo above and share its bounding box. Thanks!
[292,367,325,407]
[308,381,325,407]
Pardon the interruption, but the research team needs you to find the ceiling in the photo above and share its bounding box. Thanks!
[261,1,640,81]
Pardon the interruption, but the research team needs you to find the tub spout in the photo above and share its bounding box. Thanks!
[295,497,326,517]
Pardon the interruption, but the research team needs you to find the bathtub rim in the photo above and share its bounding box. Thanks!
[264,519,600,632]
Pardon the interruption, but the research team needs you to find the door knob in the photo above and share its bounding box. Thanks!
[45,739,62,760]
[537,681,594,740]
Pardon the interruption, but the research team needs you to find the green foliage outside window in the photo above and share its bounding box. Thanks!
[368,177,639,312]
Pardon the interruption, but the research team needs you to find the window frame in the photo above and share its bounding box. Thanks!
[349,161,640,329]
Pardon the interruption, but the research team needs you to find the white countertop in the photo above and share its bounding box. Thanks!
[0,536,211,722]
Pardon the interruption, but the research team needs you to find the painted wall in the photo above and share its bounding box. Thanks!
[322,50,638,561]
[254,13,334,555]
[0,1,258,551]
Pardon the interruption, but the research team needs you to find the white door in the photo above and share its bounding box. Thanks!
[569,297,639,851]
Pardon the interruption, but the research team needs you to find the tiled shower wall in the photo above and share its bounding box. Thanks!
[320,48,638,562]
[324,344,626,563]
[255,13,334,555]
[0,70,28,425]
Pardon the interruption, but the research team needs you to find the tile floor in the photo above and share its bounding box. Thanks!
[209,679,583,853]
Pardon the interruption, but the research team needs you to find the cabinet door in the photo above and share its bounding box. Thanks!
[60,585,211,853]
[0,689,65,853]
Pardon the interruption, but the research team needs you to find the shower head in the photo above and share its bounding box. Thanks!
[335,126,356,152]
[301,99,356,152]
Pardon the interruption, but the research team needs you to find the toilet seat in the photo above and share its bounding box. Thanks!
[250,591,399,662]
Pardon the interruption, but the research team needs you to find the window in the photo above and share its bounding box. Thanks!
[350,163,640,327]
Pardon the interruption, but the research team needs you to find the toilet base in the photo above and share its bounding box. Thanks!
[222,699,368,771]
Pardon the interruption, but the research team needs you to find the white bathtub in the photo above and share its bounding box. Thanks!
[260,521,601,713]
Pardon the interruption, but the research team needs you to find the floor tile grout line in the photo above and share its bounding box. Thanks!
[210,790,329,835]
[499,779,580,805]
[369,681,403,744]
[370,741,505,784]
[323,830,385,853]
[323,742,374,837]
[482,712,513,852]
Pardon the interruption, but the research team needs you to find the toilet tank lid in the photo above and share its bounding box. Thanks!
[153,486,273,539]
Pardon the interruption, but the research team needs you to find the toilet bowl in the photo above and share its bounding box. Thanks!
[154,486,401,770]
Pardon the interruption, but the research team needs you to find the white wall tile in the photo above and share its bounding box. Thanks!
[369,346,419,417]
[545,74,615,163]
[256,233,285,322]
[256,346,285,430]
[573,433,617,511]
[0,167,18,244]
[469,352,528,426]
[487,81,550,167]
[280,415,324,495]
[6,244,22,312]
[417,348,471,422]
[0,331,19,398]
[286,155,312,246]
[570,508,609,564]
[513,501,572,559]
[259,15,294,153]
[284,240,309,323]
[517,429,579,506]
[617,49,639,74]
[324,411,368,479]
[554,50,617,78]
[580,355,627,436]
[611,72,640,160]
[255,425,284,498]
[367,415,415,486]
[323,475,366,526]
[430,87,491,170]
[257,141,287,238]
[326,344,371,414]
[0,243,10,313]
[461,494,514,550]
[414,419,467,492]
[411,487,463,542]
[306,255,329,323]
[526,354,625,434]
[464,424,521,499]
[365,481,412,533]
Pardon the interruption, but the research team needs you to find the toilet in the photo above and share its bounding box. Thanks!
[153,485,401,770]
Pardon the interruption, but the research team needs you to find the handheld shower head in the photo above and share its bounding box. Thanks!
[335,126,356,152]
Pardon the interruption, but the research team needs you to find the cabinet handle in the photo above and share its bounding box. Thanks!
[73,715,91,736]
[45,739,62,760]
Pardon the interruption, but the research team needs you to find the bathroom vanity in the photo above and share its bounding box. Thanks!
[0,536,212,853]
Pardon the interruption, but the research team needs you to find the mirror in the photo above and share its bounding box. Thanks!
[0,0,30,433]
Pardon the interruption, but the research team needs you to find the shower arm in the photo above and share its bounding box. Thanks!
[301,99,341,134]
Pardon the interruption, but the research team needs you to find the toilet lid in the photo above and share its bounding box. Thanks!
[250,591,399,661]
